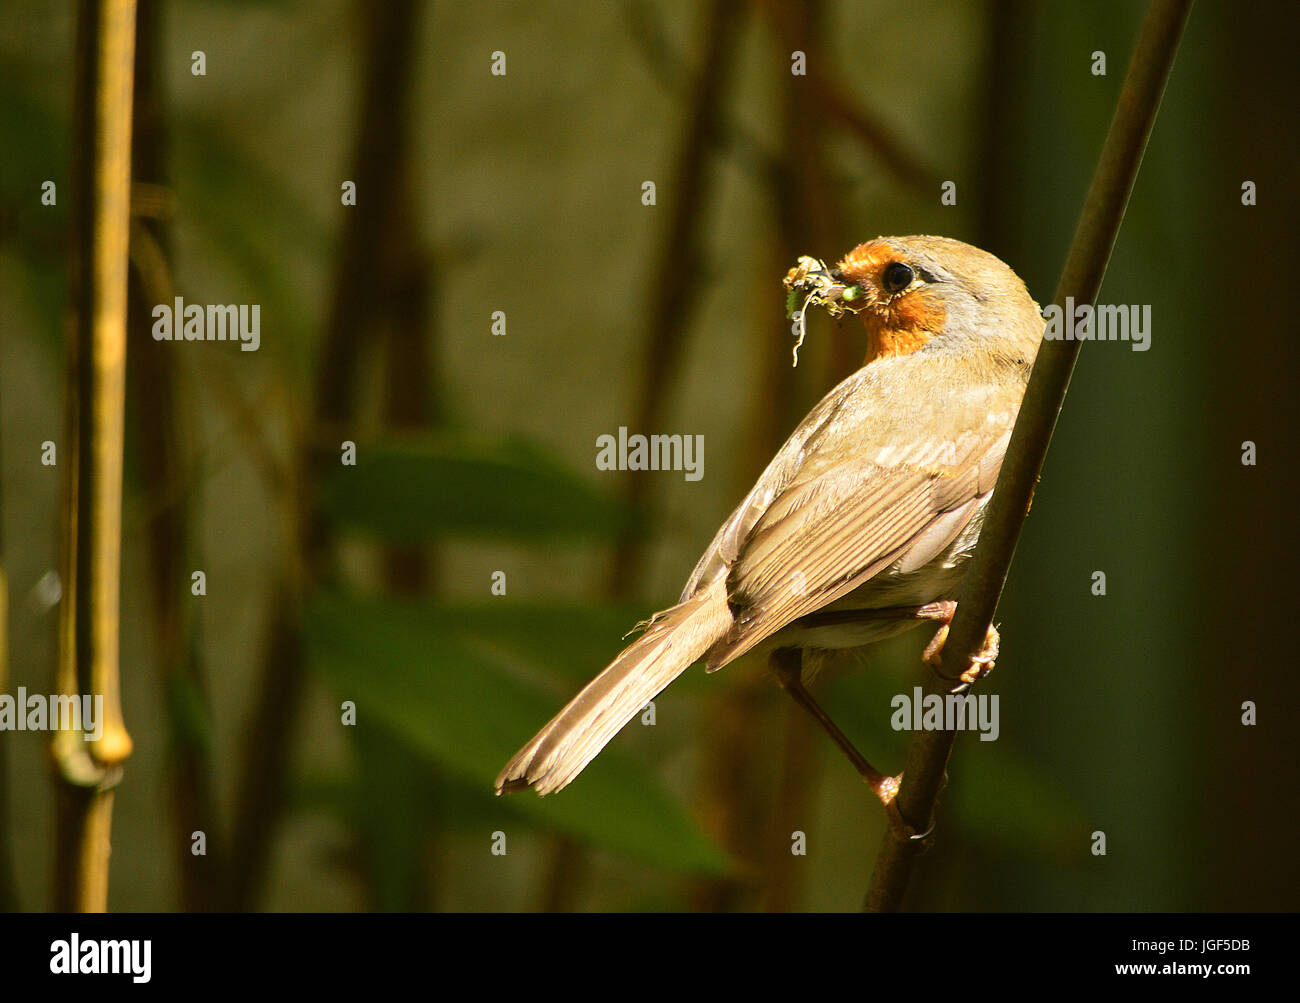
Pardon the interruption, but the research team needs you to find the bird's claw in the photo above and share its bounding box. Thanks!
[924,622,1000,688]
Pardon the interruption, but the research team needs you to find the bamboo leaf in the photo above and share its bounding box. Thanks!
[305,593,731,876]
[316,436,635,542]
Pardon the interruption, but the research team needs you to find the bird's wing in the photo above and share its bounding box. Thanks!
[680,365,872,602]
[693,354,1021,668]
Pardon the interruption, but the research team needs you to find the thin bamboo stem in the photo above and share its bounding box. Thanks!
[124,0,227,913]
[53,0,138,913]
[607,0,743,598]
[0,433,14,911]
[227,0,424,910]
[754,0,938,195]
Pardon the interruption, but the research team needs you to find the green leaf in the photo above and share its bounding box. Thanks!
[316,435,634,542]
[418,601,725,699]
[305,593,731,876]
[351,726,434,910]
[421,601,646,682]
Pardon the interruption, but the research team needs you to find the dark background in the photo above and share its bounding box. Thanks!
[0,0,1295,911]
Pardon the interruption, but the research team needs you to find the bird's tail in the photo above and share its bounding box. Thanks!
[495,580,731,795]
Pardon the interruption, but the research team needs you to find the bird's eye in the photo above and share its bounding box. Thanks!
[882,262,914,293]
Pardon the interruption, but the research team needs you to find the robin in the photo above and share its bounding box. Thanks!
[496,235,1044,809]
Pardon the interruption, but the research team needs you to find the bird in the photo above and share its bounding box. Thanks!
[496,235,1044,806]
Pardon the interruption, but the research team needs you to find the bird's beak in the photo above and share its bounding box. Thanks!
[836,282,871,311]
[784,256,872,320]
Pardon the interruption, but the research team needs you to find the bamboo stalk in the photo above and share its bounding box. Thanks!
[754,0,938,195]
[53,0,138,913]
[0,428,14,911]
[692,0,847,913]
[227,0,425,910]
[864,0,1194,912]
[124,0,228,913]
[128,223,228,909]
[607,0,743,598]
[373,114,438,912]
[544,0,745,914]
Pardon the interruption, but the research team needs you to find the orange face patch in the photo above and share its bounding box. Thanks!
[836,240,896,288]
[863,289,945,363]
[837,241,946,364]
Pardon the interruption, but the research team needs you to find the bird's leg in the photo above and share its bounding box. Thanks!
[790,601,999,687]
[915,601,999,686]
[769,647,900,807]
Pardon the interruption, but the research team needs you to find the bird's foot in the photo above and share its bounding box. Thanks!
[922,613,999,688]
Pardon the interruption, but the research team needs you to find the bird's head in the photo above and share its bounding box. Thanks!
[787,235,1044,366]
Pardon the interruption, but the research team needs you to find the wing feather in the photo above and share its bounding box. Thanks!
[692,355,1023,669]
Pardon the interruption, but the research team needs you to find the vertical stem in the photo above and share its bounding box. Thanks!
[864,0,1193,912]
[126,0,227,912]
[974,0,1029,260]
[227,0,424,910]
[760,687,815,912]
[53,0,137,913]
[607,0,742,597]
[686,676,766,912]
[1198,0,1299,910]
[554,0,743,914]
[0,413,14,911]
[690,0,846,912]
[380,198,436,592]
[372,84,438,912]
[769,1,844,909]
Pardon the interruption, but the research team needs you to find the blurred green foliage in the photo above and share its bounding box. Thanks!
[318,435,636,543]
[307,592,731,875]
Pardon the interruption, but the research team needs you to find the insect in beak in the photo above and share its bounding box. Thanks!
[783,255,870,367]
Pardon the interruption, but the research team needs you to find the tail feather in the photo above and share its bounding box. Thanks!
[495,580,731,795]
